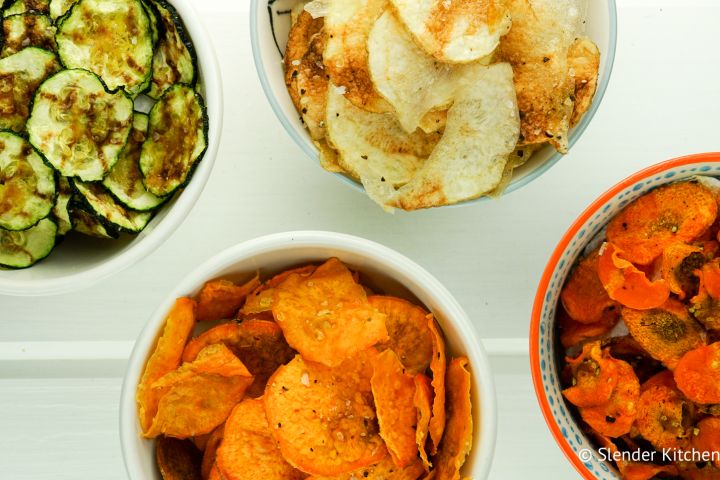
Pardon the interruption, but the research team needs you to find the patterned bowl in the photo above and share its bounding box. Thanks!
[530,152,720,479]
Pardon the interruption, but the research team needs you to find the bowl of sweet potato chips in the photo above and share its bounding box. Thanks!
[532,153,720,479]
[250,0,617,211]
[121,231,496,479]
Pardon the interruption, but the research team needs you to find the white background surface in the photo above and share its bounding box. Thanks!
[2,0,720,478]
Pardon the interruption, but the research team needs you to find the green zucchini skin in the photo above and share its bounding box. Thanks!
[2,0,49,17]
[69,205,119,239]
[71,179,153,234]
[0,217,57,268]
[48,0,75,20]
[51,175,72,236]
[56,0,154,97]
[1,13,56,58]
[139,83,208,197]
[27,68,134,182]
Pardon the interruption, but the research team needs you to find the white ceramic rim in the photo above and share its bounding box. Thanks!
[0,0,224,297]
[119,231,498,479]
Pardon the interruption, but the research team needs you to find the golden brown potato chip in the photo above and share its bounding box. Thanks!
[371,349,419,468]
[272,258,388,367]
[414,374,433,470]
[432,357,472,480]
[370,295,434,374]
[195,276,261,322]
[427,315,447,455]
[309,457,425,480]
[156,436,203,480]
[568,36,600,127]
[138,297,197,434]
[216,398,305,480]
[201,425,224,480]
[264,352,388,476]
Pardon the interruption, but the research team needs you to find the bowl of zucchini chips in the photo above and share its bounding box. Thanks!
[0,0,222,295]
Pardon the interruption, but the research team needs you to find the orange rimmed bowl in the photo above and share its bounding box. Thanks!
[530,152,720,479]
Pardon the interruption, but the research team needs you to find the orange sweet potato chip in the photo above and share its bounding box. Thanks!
[216,398,305,480]
[264,352,388,476]
[635,384,693,451]
[201,424,225,480]
[621,298,706,369]
[660,243,705,298]
[308,457,425,480]
[156,436,203,480]
[427,315,447,455]
[196,276,261,322]
[208,465,223,480]
[578,358,640,438]
[432,357,472,480]
[561,249,618,324]
[137,297,197,434]
[562,342,619,408]
[606,181,717,265]
[675,342,720,404]
[267,264,317,288]
[693,417,720,468]
[370,296,434,375]
[371,349,418,468]
[414,374,433,471]
[272,258,388,367]
[239,265,317,317]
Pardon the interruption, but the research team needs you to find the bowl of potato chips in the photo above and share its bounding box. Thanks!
[531,153,720,479]
[120,231,497,479]
[250,0,617,211]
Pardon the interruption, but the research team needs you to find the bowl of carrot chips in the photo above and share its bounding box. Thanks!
[120,231,496,479]
[532,153,720,480]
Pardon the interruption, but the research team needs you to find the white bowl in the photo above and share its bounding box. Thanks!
[250,0,617,204]
[0,0,223,296]
[120,231,497,479]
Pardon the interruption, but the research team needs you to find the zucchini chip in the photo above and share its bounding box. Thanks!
[140,84,207,197]
[1,13,56,58]
[72,180,152,233]
[0,217,56,268]
[27,69,134,181]
[51,176,72,236]
[2,0,49,17]
[0,47,60,132]
[0,131,55,231]
[48,0,75,20]
[147,0,196,99]
[70,206,118,239]
[56,0,154,96]
[102,112,165,211]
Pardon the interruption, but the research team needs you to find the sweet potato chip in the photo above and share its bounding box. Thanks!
[427,315,447,455]
[272,258,388,367]
[208,465,222,480]
[160,345,252,383]
[606,182,718,265]
[183,324,245,363]
[216,398,305,480]
[267,265,317,288]
[414,374,433,471]
[675,342,720,404]
[371,349,418,468]
[138,297,197,433]
[432,357,472,480]
[561,249,618,324]
[622,299,706,369]
[264,352,387,476]
[240,266,317,317]
[308,457,425,480]
[692,417,720,468]
[660,243,705,298]
[562,342,619,408]
[156,436,202,480]
[635,385,693,451]
[579,359,640,438]
[597,242,670,310]
[195,276,261,322]
[370,296,434,374]
[201,424,224,480]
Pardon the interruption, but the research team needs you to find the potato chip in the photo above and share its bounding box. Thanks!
[562,342,619,408]
[389,0,511,63]
[195,276,261,322]
[568,36,600,127]
[216,398,305,480]
[264,352,387,476]
[137,297,197,434]
[272,258,389,367]
[371,349,418,468]
[201,425,224,480]
[560,249,618,324]
[432,357,472,480]
[322,0,389,113]
[414,374,434,470]
[674,342,720,404]
[635,384,693,451]
[388,63,520,210]
[427,315,447,455]
[309,457,425,480]
[156,436,202,480]
[370,296,434,374]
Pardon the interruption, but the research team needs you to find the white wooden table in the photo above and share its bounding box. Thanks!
[2,1,720,478]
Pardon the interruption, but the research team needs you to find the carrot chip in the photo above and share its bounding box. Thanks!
[674,342,720,404]
[561,249,618,323]
[562,342,619,408]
